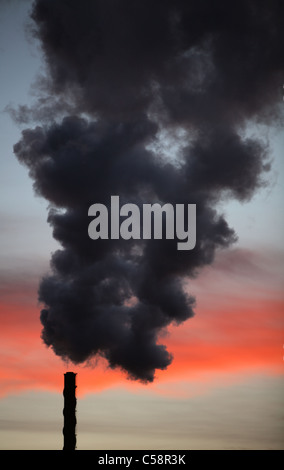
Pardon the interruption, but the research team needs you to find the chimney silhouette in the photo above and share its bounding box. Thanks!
[63,372,77,450]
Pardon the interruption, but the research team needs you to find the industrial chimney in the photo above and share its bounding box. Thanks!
[63,372,77,450]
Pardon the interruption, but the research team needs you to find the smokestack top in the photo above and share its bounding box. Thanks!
[64,371,76,389]
[64,371,77,379]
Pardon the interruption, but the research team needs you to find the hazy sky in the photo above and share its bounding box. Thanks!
[0,0,283,450]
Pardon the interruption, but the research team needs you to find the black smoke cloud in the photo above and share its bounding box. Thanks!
[14,0,282,382]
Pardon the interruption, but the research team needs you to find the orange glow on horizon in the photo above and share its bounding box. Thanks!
[0,287,283,397]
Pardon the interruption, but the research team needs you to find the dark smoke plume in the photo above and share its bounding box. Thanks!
[14,0,283,382]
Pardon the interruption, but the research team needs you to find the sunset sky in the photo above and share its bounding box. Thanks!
[0,0,283,450]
